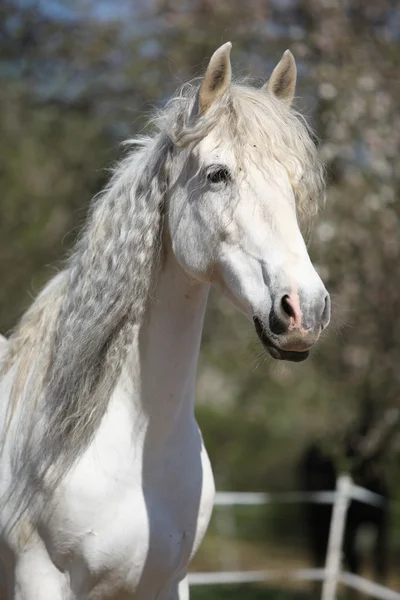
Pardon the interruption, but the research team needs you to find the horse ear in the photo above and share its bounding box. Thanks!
[199,42,232,114]
[262,50,297,105]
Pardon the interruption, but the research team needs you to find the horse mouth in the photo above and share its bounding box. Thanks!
[253,317,310,363]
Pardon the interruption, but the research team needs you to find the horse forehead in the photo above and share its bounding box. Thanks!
[196,132,235,164]
[242,156,292,194]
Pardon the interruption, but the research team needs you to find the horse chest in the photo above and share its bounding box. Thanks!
[46,413,215,598]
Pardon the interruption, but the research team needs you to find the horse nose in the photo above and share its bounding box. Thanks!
[269,292,330,336]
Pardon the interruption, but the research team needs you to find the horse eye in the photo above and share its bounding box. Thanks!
[207,167,231,185]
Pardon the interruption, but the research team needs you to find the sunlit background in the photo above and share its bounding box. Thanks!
[1,0,400,597]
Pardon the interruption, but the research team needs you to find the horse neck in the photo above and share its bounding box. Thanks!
[121,243,209,441]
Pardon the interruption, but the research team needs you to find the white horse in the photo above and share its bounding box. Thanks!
[0,43,330,599]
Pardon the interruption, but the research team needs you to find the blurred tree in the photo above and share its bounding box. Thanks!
[300,0,400,445]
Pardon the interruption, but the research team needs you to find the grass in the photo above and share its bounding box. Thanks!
[191,584,311,600]
[191,583,354,600]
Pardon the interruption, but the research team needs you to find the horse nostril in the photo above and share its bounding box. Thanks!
[269,306,287,335]
[269,295,294,336]
[321,294,331,329]
[281,294,295,320]
[279,294,302,329]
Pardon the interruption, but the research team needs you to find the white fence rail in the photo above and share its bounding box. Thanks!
[189,474,400,600]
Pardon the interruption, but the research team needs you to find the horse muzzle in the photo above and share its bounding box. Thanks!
[253,290,330,362]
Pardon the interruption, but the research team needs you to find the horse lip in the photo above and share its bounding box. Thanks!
[253,316,310,363]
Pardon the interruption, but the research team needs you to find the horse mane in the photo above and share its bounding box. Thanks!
[1,78,325,513]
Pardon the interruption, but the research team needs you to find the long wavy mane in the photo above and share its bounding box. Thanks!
[1,79,325,516]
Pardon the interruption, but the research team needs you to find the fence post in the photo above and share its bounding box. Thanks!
[321,474,352,600]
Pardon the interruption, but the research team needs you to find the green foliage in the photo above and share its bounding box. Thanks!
[191,585,352,600]
[191,585,318,600]
[0,85,113,331]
